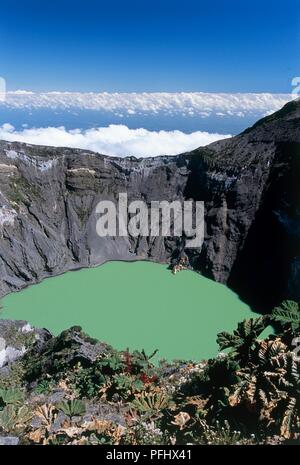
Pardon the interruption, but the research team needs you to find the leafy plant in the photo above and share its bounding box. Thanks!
[217,317,267,365]
[98,354,124,374]
[57,399,86,418]
[131,391,171,414]
[0,361,25,389]
[0,387,24,405]
[34,380,55,395]
[229,339,287,415]
[35,403,57,428]
[271,300,300,332]
[0,404,32,432]
[276,353,300,438]
[199,419,247,445]
[70,366,106,398]
[112,373,144,398]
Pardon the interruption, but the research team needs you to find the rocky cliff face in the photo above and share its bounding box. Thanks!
[0,99,299,310]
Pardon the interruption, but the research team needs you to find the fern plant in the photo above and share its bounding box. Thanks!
[276,353,300,439]
[228,337,300,439]
[229,339,287,414]
[271,300,300,332]
[217,317,267,365]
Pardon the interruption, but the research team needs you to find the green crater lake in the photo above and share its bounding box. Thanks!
[1,261,260,361]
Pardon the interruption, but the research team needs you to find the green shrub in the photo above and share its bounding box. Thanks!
[0,387,24,405]
[57,399,86,418]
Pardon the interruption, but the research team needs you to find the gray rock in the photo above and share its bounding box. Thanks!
[23,326,111,381]
[49,411,68,433]
[47,390,67,404]
[0,436,19,445]
[0,319,52,368]
[83,401,126,426]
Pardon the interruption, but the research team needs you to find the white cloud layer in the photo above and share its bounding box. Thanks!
[1,91,295,118]
[0,124,231,157]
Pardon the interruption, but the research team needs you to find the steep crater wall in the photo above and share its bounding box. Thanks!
[0,100,299,311]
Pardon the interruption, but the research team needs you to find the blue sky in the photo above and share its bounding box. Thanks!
[0,0,299,93]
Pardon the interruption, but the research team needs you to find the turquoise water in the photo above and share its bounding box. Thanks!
[1,261,261,361]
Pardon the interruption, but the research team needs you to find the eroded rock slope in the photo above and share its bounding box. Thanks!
[0,100,299,309]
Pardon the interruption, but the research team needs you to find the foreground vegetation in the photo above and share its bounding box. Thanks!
[0,300,299,445]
